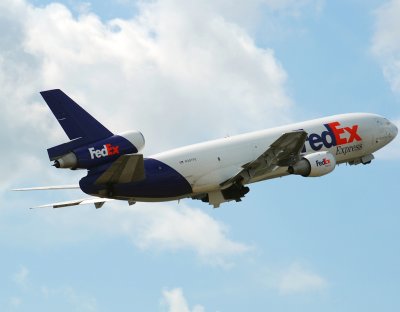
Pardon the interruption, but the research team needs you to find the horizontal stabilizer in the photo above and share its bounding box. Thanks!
[12,185,80,191]
[95,154,145,185]
[33,197,114,209]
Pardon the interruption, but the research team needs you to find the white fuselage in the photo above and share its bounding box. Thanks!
[150,113,397,196]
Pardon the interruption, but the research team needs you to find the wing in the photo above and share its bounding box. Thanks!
[32,197,114,209]
[12,185,80,191]
[12,185,113,209]
[221,130,307,187]
[95,154,145,185]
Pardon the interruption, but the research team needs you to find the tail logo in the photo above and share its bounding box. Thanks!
[88,144,120,159]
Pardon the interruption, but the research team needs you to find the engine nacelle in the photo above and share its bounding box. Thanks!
[116,130,145,153]
[288,151,336,177]
[53,130,145,169]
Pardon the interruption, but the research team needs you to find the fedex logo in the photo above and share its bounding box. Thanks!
[316,158,330,167]
[303,121,362,152]
[88,144,120,159]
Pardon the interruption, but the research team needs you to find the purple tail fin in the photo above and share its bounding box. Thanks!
[40,89,113,160]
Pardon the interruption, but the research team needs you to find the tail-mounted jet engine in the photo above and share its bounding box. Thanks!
[52,130,145,169]
[288,151,336,177]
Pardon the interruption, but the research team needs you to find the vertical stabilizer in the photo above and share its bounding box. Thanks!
[40,89,113,141]
[40,89,114,160]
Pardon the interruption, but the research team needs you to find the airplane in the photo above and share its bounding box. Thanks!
[14,89,398,208]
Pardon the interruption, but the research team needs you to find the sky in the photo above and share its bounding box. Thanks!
[1,0,400,311]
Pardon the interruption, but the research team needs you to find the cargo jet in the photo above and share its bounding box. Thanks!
[15,90,398,208]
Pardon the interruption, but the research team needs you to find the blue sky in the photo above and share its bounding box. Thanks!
[1,0,400,311]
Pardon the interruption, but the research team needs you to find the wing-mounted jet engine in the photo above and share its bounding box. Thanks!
[288,151,336,177]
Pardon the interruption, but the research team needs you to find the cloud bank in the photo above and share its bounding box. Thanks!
[0,0,293,264]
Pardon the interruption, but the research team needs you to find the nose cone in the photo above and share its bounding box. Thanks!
[375,117,398,148]
[391,121,398,138]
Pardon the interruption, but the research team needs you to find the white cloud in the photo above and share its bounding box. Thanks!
[106,202,252,265]
[22,0,294,145]
[277,263,327,295]
[372,0,400,93]
[13,266,29,289]
[162,288,205,312]
[0,202,250,266]
[122,203,251,263]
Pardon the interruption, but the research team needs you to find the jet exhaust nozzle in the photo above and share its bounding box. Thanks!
[54,152,78,169]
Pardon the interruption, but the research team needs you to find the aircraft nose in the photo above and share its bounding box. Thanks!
[377,118,398,145]
[391,121,398,138]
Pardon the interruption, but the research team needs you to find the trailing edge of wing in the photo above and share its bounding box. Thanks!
[12,185,80,191]
[33,197,114,209]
